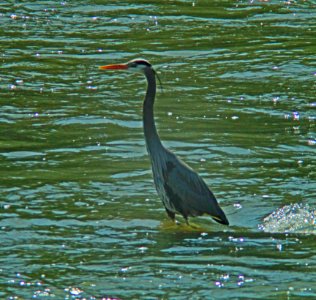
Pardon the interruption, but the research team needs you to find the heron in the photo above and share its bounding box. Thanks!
[100,59,229,226]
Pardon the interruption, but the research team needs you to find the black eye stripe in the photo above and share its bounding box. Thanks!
[137,61,151,67]
[129,59,152,68]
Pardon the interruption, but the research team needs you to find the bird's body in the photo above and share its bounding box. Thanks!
[100,59,229,226]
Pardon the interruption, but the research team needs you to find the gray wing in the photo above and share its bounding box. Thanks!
[162,151,229,225]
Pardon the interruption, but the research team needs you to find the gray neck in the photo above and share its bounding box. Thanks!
[143,68,162,153]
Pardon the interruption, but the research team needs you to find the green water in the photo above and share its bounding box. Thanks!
[1,1,315,299]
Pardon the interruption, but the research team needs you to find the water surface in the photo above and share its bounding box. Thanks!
[0,1,315,299]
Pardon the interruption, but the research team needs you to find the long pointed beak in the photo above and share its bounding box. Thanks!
[99,63,128,70]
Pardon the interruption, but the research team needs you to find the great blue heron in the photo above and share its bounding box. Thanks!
[100,59,229,226]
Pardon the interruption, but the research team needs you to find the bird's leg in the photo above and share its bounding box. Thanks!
[184,216,190,226]
[183,216,200,229]
[164,209,181,226]
[165,208,176,222]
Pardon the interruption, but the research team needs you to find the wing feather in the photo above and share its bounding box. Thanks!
[163,152,228,224]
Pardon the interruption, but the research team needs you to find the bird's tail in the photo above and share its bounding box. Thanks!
[210,207,229,225]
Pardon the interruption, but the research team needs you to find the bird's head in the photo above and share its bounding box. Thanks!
[99,59,152,73]
[99,58,162,90]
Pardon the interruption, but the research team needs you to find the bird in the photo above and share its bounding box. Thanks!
[99,59,229,226]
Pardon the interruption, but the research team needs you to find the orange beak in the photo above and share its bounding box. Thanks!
[99,63,128,70]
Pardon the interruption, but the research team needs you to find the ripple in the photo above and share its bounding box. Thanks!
[1,0,316,299]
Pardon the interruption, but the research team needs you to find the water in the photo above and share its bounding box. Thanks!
[260,203,315,233]
[0,0,315,299]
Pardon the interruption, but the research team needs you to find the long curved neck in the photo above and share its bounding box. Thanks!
[143,68,162,153]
